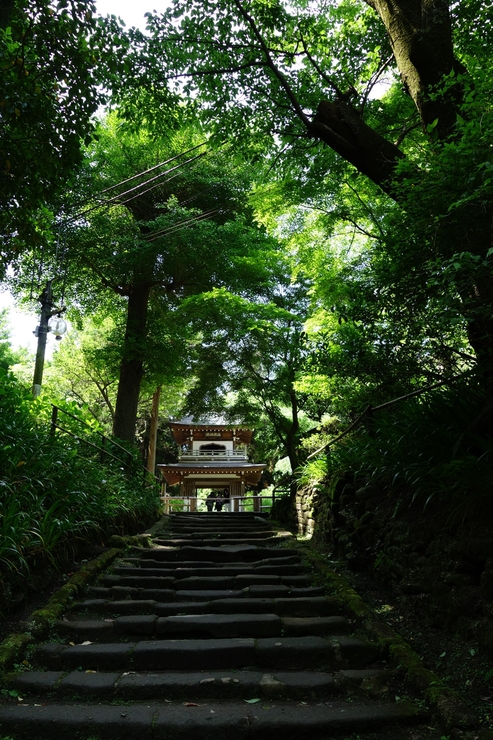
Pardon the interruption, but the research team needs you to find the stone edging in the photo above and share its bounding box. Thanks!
[0,546,124,677]
[295,543,493,740]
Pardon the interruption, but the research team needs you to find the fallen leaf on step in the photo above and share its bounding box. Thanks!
[80,641,93,646]
[184,702,200,707]
[244,698,260,704]
[85,670,97,674]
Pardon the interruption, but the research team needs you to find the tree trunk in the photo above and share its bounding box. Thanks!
[146,385,161,476]
[112,280,151,442]
[285,387,300,473]
[365,0,466,139]
[310,100,405,195]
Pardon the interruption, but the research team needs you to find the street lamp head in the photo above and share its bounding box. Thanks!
[48,316,67,340]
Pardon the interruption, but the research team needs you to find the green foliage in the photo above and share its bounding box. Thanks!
[324,379,493,514]
[4,0,493,515]
[297,457,328,488]
[0,370,160,576]
[0,307,25,370]
[0,1,131,262]
[179,278,319,472]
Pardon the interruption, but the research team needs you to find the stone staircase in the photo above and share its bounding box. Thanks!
[0,512,428,739]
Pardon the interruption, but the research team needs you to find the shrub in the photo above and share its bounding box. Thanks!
[320,378,493,516]
[0,369,160,577]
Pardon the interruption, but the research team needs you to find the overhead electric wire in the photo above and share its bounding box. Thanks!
[55,143,209,228]
[53,139,238,246]
[60,150,210,227]
[98,141,208,195]
[144,209,221,243]
[103,151,208,206]
[117,171,184,207]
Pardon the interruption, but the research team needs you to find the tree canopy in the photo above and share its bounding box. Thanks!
[3,0,493,504]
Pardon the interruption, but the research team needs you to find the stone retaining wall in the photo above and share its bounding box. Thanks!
[295,475,493,660]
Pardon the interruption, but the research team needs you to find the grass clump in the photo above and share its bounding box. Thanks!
[0,369,160,581]
[324,378,493,516]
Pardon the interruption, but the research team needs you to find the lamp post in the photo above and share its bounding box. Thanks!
[32,280,67,398]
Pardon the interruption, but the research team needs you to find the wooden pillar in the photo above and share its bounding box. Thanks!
[184,481,195,512]
[230,480,242,512]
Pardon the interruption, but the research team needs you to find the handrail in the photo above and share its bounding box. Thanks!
[50,405,134,472]
[50,422,132,471]
[306,371,471,460]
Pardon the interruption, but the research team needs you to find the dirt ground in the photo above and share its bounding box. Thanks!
[331,550,493,736]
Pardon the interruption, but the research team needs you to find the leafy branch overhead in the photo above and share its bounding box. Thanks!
[119,0,493,419]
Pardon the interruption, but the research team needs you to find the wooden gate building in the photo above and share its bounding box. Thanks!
[157,421,266,511]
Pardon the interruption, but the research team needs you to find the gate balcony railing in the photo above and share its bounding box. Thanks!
[160,494,274,514]
[179,449,248,461]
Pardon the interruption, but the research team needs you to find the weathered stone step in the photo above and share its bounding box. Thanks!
[153,537,290,547]
[10,667,395,700]
[170,513,262,519]
[0,698,426,740]
[168,525,276,538]
[57,613,282,639]
[103,572,310,587]
[56,614,349,641]
[135,546,301,562]
[89,584,326,601]
[120,550,306,575]
[79,595,342,617]
[162,531,275,540]
[35,635,379,671]
[170,522,271,529]
[169,516,272,530]
[113,563,306,576]
[88,585,245,601]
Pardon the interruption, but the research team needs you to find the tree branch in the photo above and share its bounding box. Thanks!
[232,0,311,129]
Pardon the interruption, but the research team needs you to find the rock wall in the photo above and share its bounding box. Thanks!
[295,475,493,660]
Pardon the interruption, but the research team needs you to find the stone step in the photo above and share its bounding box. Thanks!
[1,514,430,740]
[56,615,350,641]
[10,668,396,700]
[88,585,245,601]
[78,595,343,617]
[169,516,272,531]
[112,563,306,576]
[57,613,282,639]
[103,572,310,587]
[35,635,379,672]
[129,554,303,568]
[135,547,301,562]
[169,511,267,526]
[152,537,289,547]
[167,522,276,535]
[0,699,426,740]
[161,531,275,539]
[89,584,326,601]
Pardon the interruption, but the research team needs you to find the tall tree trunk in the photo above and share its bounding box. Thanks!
[365,0,466,139]
[146,385,161,476]
[112,280,151,442]
[285,387,300,474]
